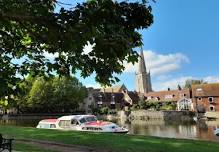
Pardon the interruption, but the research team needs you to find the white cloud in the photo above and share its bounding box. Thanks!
[153,76,219,91]
[124,50,189,76]
[85,83,101,89]
[153,76,193,91]
[203,76,219,83]
[82,41,95,55]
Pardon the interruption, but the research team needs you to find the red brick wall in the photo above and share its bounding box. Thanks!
[193,96,219,112]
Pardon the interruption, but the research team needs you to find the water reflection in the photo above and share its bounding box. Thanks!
[117,119,219,141]
[1,118,219,141]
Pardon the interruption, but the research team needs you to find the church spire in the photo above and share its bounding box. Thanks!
[135,46,152,94]
[138,46,147,74]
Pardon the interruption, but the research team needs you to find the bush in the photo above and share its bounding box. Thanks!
[99,107,109,115]
[139,100,161,110]
[160,102,177,110]
[131,104,140,111]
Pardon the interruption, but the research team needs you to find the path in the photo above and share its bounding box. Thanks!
[15,139,113,152]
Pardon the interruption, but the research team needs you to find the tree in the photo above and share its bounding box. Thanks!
[51,76,87,112]
[16,75,87,113]
[184,79,207,89]
[0,0,153,99]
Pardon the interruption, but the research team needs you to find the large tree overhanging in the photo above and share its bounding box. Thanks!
[0,0,153,98]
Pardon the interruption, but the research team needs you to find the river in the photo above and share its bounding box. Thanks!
[1,118,219,141]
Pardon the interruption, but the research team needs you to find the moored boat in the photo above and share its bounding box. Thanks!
[36,119,57,129]
[214,127,219,136]
[36,115,128,133]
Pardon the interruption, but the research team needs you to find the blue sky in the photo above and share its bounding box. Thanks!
[57,0,219,91]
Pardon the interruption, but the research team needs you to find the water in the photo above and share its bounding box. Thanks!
[1,118,219,141]
[117,119,219,141]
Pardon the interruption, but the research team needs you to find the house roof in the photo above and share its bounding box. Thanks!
[144,89,191,102]
[192,83,219,97]
[100,84,127,93]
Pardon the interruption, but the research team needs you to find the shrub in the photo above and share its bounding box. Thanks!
[131,104,140,111]
[99,107,109,115]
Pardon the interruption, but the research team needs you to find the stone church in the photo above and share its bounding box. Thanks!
[135,47,152,94]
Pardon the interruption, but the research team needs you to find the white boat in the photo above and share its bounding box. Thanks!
[36,115,128,133]
[214,127,219,136]
[36,119,57,129]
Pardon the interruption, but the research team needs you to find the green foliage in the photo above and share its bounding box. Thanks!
[130,104,140,111]
[139,100,160,110]
[138,100,176,111]
[160,102,177,110]
[99,107,109,115]
[0,0,153,99]
[184,79,207,88]
[90,104,99,114]
[16,75,87,113]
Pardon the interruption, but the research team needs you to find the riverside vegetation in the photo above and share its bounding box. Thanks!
[1,125,219,152]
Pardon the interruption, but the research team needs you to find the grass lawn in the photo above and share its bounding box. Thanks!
[1,125,219,152]
[14,142,59,152]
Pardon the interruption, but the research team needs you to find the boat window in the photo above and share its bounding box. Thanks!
[85,116,97,122]
[59,120,71,127]
[79,118,87,123]
[39,123,50,129]
[71,119,79,125]
[50,124,56,128]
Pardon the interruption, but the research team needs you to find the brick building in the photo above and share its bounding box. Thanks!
[144,87,193,111]
[192,83,219,112]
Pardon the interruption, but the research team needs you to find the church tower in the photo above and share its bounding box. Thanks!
[135,47,152,94]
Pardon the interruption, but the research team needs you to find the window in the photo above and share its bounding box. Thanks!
[196,88,203,92]
[79,118,86,124]
[50,124,56,128]
[97,101,103,105]
[208,97,214,103]
[209,106,215,111]
[85,116,97,122]
[156,97,160,101]
[71,119,79,125]
[165,95,173,99]
[59,120,71,127]
[198,97,202,101]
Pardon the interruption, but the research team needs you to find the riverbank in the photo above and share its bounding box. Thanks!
[1,126,219,152]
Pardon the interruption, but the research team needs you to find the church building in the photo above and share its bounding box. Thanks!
[135,48,152,94]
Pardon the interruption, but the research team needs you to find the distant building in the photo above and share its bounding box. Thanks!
[82,87,100,113]
[83,85,139,113]
[135,48,152,94]
[144,87,193,111]
[192,83,219,112]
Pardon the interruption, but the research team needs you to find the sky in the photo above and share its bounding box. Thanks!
[57,0,219,91]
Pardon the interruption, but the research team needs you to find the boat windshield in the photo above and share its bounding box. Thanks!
[79,116,97,123]
[85,116,97,122]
